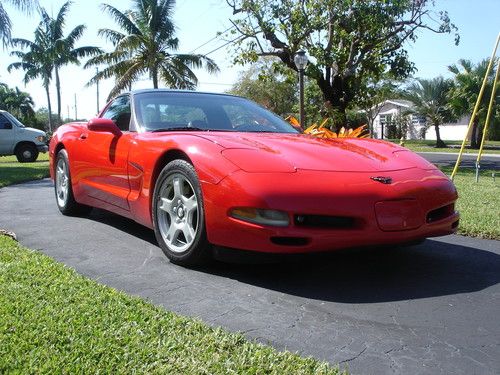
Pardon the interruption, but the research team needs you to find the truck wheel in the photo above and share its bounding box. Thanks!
[16,143,39,163]
[54,149,92,216]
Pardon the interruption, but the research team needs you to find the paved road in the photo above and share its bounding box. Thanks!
[1,179,499,374]
[417,152,500,170]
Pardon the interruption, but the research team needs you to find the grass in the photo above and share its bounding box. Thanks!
[0,235,340,374]
[441,167,500,240]
[0,153,50,188]
[390,139,500,154]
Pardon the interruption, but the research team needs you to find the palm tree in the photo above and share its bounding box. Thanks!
[448,59,498,148]
[404,77,455,148]
[39,2,102,123]
[8,24,54,131]
[0,0,37,46]
[0,84,35,119]
[85,0,219,99]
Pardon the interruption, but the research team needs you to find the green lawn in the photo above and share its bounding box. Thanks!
[0,153,50,188]
[442,167,500,240]
[391,139,500,155]
[0,235,339,374]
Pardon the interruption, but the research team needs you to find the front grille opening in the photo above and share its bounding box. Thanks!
[270,236,310,246]
[294,214,357,229]
[427,203,455,223]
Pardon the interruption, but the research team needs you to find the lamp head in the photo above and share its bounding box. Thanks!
[294,50,308,70]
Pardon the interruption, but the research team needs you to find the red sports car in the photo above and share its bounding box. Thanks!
[49,90,459,265]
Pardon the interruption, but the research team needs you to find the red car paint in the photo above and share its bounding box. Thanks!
[49,92,459,254]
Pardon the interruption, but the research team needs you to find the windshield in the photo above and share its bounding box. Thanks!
[134,92,299,134]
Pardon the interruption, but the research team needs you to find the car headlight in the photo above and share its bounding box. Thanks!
[36,135,46,143]
[230,208,289,227]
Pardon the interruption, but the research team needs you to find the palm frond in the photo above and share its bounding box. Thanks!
[0,3,13,46]
[101,4,142,36]
[63,24,85,48]
[98,29,126,45]
[108,62,145,99]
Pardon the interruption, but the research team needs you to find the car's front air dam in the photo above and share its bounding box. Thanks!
[202,168,459,254]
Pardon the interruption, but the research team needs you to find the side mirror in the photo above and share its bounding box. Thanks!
[87,118,122,135]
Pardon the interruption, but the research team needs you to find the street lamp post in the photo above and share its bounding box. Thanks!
[294,50,308,128]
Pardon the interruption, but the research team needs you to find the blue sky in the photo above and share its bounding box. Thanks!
[0,0,498,119]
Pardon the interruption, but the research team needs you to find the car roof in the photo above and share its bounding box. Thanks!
[128,88,239,99]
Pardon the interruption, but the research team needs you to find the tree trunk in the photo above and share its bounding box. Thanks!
[317,75,348,132]
[470,119,479,149]
[434,123,446,148]
[152,66,159,89]
[44,84,52,133]
[55,67,62,124]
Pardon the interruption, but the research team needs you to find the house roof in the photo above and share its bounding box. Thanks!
[384,99,414,108]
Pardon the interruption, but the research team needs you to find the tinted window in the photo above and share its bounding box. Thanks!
[101,95,131,131]
[134,92,298,134]
[0,114,12,129]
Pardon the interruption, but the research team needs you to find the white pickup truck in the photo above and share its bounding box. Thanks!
[0,110,48,162]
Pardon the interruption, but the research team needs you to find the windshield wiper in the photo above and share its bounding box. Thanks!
[151,127,205,132]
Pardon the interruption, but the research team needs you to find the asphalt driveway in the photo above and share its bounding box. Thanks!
[416,152,500,170]
[1,179,499,374]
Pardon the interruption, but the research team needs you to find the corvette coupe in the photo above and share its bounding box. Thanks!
[49,90,459,265]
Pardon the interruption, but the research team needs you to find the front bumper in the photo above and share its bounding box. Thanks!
[203,168,459,254]
[37,144,49,153]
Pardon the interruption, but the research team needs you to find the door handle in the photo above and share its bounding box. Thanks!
[79,133,88,140]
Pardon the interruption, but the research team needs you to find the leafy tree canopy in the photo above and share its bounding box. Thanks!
[228,58,297,116]
[226,0,459,127]
[448,58,500,145]
[0,82,35,119]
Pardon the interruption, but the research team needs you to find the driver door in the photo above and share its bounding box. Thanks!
[76,95,134,211]
[0,113,15,154]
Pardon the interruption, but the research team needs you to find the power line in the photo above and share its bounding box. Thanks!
[189,24,236,54]
[204,35,244,56]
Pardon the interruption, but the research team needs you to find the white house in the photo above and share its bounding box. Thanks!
[370,99,470,141]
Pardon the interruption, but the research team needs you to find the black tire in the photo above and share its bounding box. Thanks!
[54,149,92,216]
[16,143,39,163]
[152,160,211,266]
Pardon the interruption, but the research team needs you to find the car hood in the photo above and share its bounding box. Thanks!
[23,127,46,137]
[199,132,435,173]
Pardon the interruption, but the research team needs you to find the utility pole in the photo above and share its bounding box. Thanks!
[67,105,70,121]
[96,67,100,114]
[74,94,77,120]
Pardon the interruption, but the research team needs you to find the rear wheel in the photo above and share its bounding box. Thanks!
[54,149,92,216]
[152,160,211,266]
[16,143,38,163]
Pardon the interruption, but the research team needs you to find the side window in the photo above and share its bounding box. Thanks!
[0,114,13,130]
[101,96,131,131]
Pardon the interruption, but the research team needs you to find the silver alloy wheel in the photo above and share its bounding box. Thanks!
[55,157,69,207]
[157,174,199,253]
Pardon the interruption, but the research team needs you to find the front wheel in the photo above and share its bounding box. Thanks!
[152,160,211,266]
[54,149,92,216]
[16,143,38,163]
